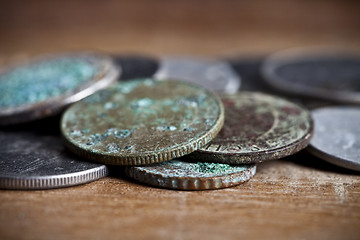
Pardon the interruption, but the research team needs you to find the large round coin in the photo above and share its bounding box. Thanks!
[125,159,256,190]
[61,78,224,165]
[190,92,313,163]
[261,48,360,104]
[0,52,120,125]
[154,57,241,94]
[0,131,108,190]
[307,107,360,172]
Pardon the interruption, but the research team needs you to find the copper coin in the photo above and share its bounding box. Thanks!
[0,52,120,125]
[61,78,224,165]
[190,92,313,163]
[308,107,360,172]
[125,159,256,190]
[0,130,108,190]
[261,47,360,104]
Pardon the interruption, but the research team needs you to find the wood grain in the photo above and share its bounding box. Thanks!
[0,0,360,239]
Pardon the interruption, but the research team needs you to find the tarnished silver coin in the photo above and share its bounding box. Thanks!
[125,159,256,190]
[307,107,360,172]
[0,130,108,190]
[261,47,360,104]
[190,92,313,164]
[0,52,120,125]
[61,78,224,166]
[154,57,241,93]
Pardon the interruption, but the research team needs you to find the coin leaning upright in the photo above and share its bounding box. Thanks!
[307,106,360,172]
[0,52,120,125]
[61,79,224,165]
[190,92,313,164]
[125,159,256,190]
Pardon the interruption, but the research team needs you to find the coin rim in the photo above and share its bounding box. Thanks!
[61,79,225,166]
[0,52,120,125]
[190,92,314,164]
[0,164,108,190]
[307,106,360,172]
[125,161,256,190]
[261,47,360,104]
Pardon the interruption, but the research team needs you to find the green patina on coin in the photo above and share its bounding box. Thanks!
[190,92,313,164]
[0,52,119,125]
[61,78,224,165]
[125,159,256,190]
[0,58,95,107]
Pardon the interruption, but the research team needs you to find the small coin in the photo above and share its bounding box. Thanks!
[307,107,360,172]
[113,55,158,80]
[154,57,241,94]
[261,47,360,104]
[190,92,313,164]
[0,130,108,190]
[125,159,256,190]
[61,78,224,165]
[0,52,120,125]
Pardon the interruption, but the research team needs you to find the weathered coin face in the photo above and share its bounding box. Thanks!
[0,52,120,125]
[0,130,108,190]
[261,48,360,104]
[307,107,360,172]
[190,92,313,163]
[154,57,241,94]
[125,159,256,190]
[61,79,224,165]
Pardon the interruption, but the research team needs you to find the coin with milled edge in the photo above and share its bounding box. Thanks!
[154,57,241,93]
[307,107,360,172]
[61,78,224,165]
[0,52,120,125]
[125,159,256,190]
[190,92,313,164]
[0,131,108,190]
[261,48,360,104]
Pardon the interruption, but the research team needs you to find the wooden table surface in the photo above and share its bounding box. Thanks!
[0,1,360,240]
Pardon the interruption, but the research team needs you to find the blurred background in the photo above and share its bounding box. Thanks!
[1,0,359,58]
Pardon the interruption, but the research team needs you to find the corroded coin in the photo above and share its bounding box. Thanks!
[125,159,256,190]
[61,78,224,165]
[0,52,120,125]
[190,92,313,163]
[154,57,241,93]
[0,130,108,190]
[307,107,360,172]
[261,47,360,104]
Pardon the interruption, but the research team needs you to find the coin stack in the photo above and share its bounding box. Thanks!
[0,48,359,191]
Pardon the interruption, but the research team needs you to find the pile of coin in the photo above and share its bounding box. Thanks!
[0,48,359,191]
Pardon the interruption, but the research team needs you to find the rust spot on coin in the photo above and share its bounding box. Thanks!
[61,78,224,165]
[190,92,313,164]
[125,159,256,190]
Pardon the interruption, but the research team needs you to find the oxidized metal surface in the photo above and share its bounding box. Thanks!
[61,78,224,165]
[261,47,360,104]
[154,57,241,94]
[0,130,108,190]
[308,107,360,172]
[0,52,120,125]
[190,92,313,163]
[125,159,256,190]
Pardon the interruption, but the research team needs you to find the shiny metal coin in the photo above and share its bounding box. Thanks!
[0,52,120,125]
[154,57,241,93]
[190,92,313,164]
[0,130,108,190]
[61,78,224,166]
[307,107,360,172]
[261,47,360,104]
[125,159,256,190]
